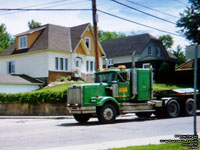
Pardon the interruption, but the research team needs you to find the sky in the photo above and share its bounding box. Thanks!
[0,0,191,51]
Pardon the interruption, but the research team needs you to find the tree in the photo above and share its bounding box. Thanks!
[158,35,174,51]
[98,30,126,42]
[176,0,200,44]
[158,62,173,83]
[0,23,14,53]
[28,20,41,29]
[172,45,186,65]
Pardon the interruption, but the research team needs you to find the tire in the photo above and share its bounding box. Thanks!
[97,104,117,124]
[73,114,91,123]
[135,112,152,118]
[166,100,180,118]
[185,98,194,116]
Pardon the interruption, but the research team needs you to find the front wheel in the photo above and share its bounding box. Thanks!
[166,100,180,118]
[97,104,117,124]
[73,114,91,123]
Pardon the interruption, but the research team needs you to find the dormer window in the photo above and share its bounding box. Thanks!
[19,36,27,49]
[85,37,91,50]
[148,46,152,55]
[156,48,160,56]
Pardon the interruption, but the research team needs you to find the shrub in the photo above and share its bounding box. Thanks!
[0,90,67,104]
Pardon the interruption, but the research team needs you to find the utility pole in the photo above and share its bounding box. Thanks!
[92,0,100,71]
[194,45,198,136]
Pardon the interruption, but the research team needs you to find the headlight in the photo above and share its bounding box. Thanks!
[90,99,97,103]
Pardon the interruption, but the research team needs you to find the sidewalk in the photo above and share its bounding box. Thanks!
[0,115,73,119]
[40,133,200,150]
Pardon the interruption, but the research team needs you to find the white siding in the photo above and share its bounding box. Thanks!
[0,84,40,94]
[107,55,139,65]
[0,52,49,78]
[0,51,103,78]
[48,51,72,72]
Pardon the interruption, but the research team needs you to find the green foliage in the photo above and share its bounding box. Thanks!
[60,76,66,82]
[158,62,173,83]
[0,82,80,104]
[176,0,200,44]
[98,30,126,42]
[158,34,174,51]
[172,45,186,65]
[0,90,67,104]
[0,23,14,53]
[28,20,41,29]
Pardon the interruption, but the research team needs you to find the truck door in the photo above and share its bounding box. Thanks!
[117,72,130,101]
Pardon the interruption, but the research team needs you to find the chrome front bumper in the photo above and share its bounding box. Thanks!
[67,106,96,114]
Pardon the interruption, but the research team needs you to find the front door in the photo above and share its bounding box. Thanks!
[75,57,82,77]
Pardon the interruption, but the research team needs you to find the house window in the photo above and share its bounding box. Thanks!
[156,48,160,56]
[108,59,113,65]
[143,63,152,68]
[19,36,27,49]
[55,57,59,70]
[90,61,93,72]
[86,61,89,72]
[55,57,68,71]
[7,61,15,74]
[148,47,152,55]
[85,37,91,50]
[65,58,68,71]
[60,58,64,70]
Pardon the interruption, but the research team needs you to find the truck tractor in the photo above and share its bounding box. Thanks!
[67,64,200,124]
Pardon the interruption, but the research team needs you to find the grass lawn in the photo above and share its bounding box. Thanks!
[36,82,190,93]
[108,140,200,150]
[38,82,82,92]
[153,83,191,91]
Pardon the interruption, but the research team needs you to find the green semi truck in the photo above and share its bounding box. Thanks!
[67,65,199,124]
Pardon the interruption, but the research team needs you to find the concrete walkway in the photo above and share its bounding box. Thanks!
[0,116,73,119]
[40,133,200,150]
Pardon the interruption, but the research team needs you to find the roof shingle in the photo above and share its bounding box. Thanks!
[101,33,159,58]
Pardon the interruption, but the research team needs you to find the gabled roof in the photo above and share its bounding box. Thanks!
[0,23,90,57]
[101,33,160,58]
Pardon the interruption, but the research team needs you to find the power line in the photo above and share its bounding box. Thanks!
[97,9,181,37]
[110,0,176,25]
[0,0,70,15]
[0,0,89,15]
[127,0,179,19]
[0,8,92,11]
[173,0,188,6]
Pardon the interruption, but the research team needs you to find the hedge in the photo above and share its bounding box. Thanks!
[0,90,67,104]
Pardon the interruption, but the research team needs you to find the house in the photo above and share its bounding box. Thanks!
[0,73,43,94]
[101,33,177,82]
[175,45,200,85]
[0,23,105,84]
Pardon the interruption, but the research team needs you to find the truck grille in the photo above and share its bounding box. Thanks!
[67,85,82,106]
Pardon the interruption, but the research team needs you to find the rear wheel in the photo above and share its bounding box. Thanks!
[73,114,91,123]
[185,98,194,116]
[166,100,180,118]
[97,104,117,124]
[135,112,152,118]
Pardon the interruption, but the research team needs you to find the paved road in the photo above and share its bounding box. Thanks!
[0,114,200,150]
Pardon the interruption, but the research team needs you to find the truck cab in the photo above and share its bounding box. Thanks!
[67,66,157,123]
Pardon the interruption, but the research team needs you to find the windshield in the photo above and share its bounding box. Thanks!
[95,72,116,83]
